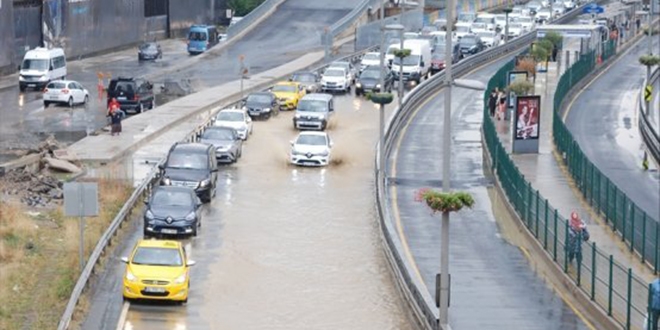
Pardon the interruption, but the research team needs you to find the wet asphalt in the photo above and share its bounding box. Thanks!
[564,35,660,222]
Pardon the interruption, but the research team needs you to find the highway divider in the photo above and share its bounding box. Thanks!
[57,46,376,330]
[374,4,591,329]
[640,68,660,167]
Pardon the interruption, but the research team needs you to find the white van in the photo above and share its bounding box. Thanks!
[18,47,67,91]
[390,39,432,84]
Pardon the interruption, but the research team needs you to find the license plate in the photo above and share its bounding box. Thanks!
[117,96,127,100]
[161,229,178,234]
[144,287,166,293]
[300,121,316,125]
[28,84,35,87]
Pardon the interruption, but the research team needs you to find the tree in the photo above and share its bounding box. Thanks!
[415,188,475,213]
[516,57,537,78]
[507,80,535,96]
[227,0,266,17]
[639,55,660,67]
[543,31,563,49]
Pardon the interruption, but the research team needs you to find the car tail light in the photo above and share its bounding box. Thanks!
[62,89,69,94]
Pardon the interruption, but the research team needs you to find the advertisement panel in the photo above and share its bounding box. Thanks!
[515,95,541,140]
[507,70,528,108]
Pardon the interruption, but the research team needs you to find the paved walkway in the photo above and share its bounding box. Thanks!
[494,51,656,329]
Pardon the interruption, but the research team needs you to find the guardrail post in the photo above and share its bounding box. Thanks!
[591,242,596,301]
[527,182,532,228]
[544,199,549,249]
[535,190,540,238]
[595,168,600,210]
[622,197,627,242]
[605,178,610,225]
[589,164,594,206]
[649,284,654,330]
[577,241,582,286]
[564,221,569,273]
[630,206,635,252]
[554,209,558,261]
[642,213,646,264]
[626,268,632,330]
[613,187,618,231]
[608,255,613,316]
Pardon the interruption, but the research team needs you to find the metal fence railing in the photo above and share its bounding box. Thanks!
[57,46,377,330]
[639,68,660,166]
[552,41,660,274]
[482,39,655,330]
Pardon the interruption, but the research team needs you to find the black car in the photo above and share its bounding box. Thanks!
[143,186,202,237]
[107,77,155,114]
[159,142,218,203]
[430,44,462,75]
[355,66,393,96]
[290,71,321,93]
[458,35,485,56]
[138,42,162,61]
[244,92,280,119]
[199,126,243,164]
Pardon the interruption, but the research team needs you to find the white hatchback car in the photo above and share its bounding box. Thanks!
[43,80,89,107]
[213,109,253,140]
[290,131,333,167]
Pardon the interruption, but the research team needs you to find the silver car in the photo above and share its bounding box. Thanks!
[199,126,243,164]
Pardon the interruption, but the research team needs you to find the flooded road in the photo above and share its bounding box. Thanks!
[88,92,414,329]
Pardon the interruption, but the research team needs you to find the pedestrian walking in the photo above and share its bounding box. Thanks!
[551,44,558,62]
[649,275,660,330]
[488,88,499,117]
[497,90,507,120]
[567,211,590,266]
[108,104,125,136]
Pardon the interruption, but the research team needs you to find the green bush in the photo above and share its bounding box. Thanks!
[228,0,266,17]
[543,31,563,48]
[415,189,475,213]
[639,54,660,67]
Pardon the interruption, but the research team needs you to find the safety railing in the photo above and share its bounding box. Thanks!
[553,42,660,273]
[327,0,381,39]
[639,68,660,166]
[482,39,653,330]
[57,46,376,330]
[374,4,591,329]
[227,0,286,39]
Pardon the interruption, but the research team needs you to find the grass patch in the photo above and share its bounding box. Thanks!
[0,177,132,330]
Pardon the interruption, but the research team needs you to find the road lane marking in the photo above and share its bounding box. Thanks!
[390,55,518,285]
[116,301,130,330]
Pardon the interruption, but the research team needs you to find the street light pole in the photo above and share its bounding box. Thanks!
[398,30,405,107]
[503,7,512,43]
[379,2,386,174]
[439,0,454,326]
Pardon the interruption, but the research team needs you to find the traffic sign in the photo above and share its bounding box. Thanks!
[645,85,653,102]
[582,3,604,14]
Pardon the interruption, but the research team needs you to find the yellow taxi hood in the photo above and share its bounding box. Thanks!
[272,91,296,98]
[128,263,185,280]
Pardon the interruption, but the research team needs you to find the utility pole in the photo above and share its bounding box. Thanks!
[398,2,407,107]
[379,1,386,174]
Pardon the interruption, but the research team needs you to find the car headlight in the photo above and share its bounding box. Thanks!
[39,75,48,81]
[318,150,330,157]
[125,270,138,283]
[263,107,271,113]
[292,149,305,156]
[185,211,196,221]
[376,84,381,89]
[145,210,154,220]
[200,178,211,187]
[294,113,302,119]
[19,76,25,81]
[356,83,362,88]
[162,177,171,185]
[174,273,187,284]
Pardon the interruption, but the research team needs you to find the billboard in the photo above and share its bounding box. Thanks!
[515,95,541,140]
[507,70,529,108]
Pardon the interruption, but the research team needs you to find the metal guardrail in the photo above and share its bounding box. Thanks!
[226,0,286,38]
[56,46,376,330]
[374,5,591,330]
[328,0,381,39]
[639,68,660,166]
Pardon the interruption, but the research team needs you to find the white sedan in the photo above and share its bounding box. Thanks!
[290,131,333,167]
[43,80,89,107]
[213,109,253,140]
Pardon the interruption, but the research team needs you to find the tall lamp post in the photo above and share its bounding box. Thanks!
[503,7,512,43]
[380,23,405,173]
[439,0,486,326]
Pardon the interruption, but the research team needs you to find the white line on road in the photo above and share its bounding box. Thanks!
[116,301,130,330]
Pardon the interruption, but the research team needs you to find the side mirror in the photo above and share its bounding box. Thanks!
[158,164,164,170]
[246,117,252,123]
[186,260,196,267]
[329,141,334,148]
[290,140,294,146]
[121,257,129,264]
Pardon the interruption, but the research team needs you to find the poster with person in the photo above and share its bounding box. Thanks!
[515,95,540,140]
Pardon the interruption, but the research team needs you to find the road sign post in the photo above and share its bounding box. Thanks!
[645,85,653,103]
[63,182,99,272]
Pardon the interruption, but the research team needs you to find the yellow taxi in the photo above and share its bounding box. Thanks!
[121,239,195,303]
[271,81,305,110]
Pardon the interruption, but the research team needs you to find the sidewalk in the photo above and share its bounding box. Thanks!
[67,51,324,167]
[494,53,656,328]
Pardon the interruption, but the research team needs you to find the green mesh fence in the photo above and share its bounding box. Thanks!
[482,46,653,330]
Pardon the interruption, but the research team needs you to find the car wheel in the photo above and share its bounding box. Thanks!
[44,101,49,108]
[149,100,155,109]
[192,226,198,237]
[138,102,144,113]
[83,95,89,105]
[19,85,26,92]
[143,229,150,238]
[68,97,74,107]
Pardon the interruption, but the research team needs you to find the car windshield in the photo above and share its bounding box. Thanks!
[363,53,379,61]
[202,128,235,140]
[292,74,315,82]
[47,82,66,89]
[456,25,470,32]
[22,59,48,71]
[472,23,486,29]
[324,69,344,77]
[166,152,208,170]
[477,32,494,38]
[297,134,327,146]
[140,43,157,50]
[297,100,328,112]
[510,23,523,28]
[495,15,506,21]
[329,63,349,70]
[152,189,193,207]
[432,53,446,60]
[393,55,420,66]
[517,17,532,23]
[132,247,183,266]
[360,70,380,79]
[247,94,271,103]
[475,17,492,23]
[113,81,135,93]
[460,37,477,46]
[217,111,244,122]
[272,84,297,92]
[188,31,207,41]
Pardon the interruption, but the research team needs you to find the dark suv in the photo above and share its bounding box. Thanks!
[143,186,202,237]
[159,143,218,203]
[107,77,155,114]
